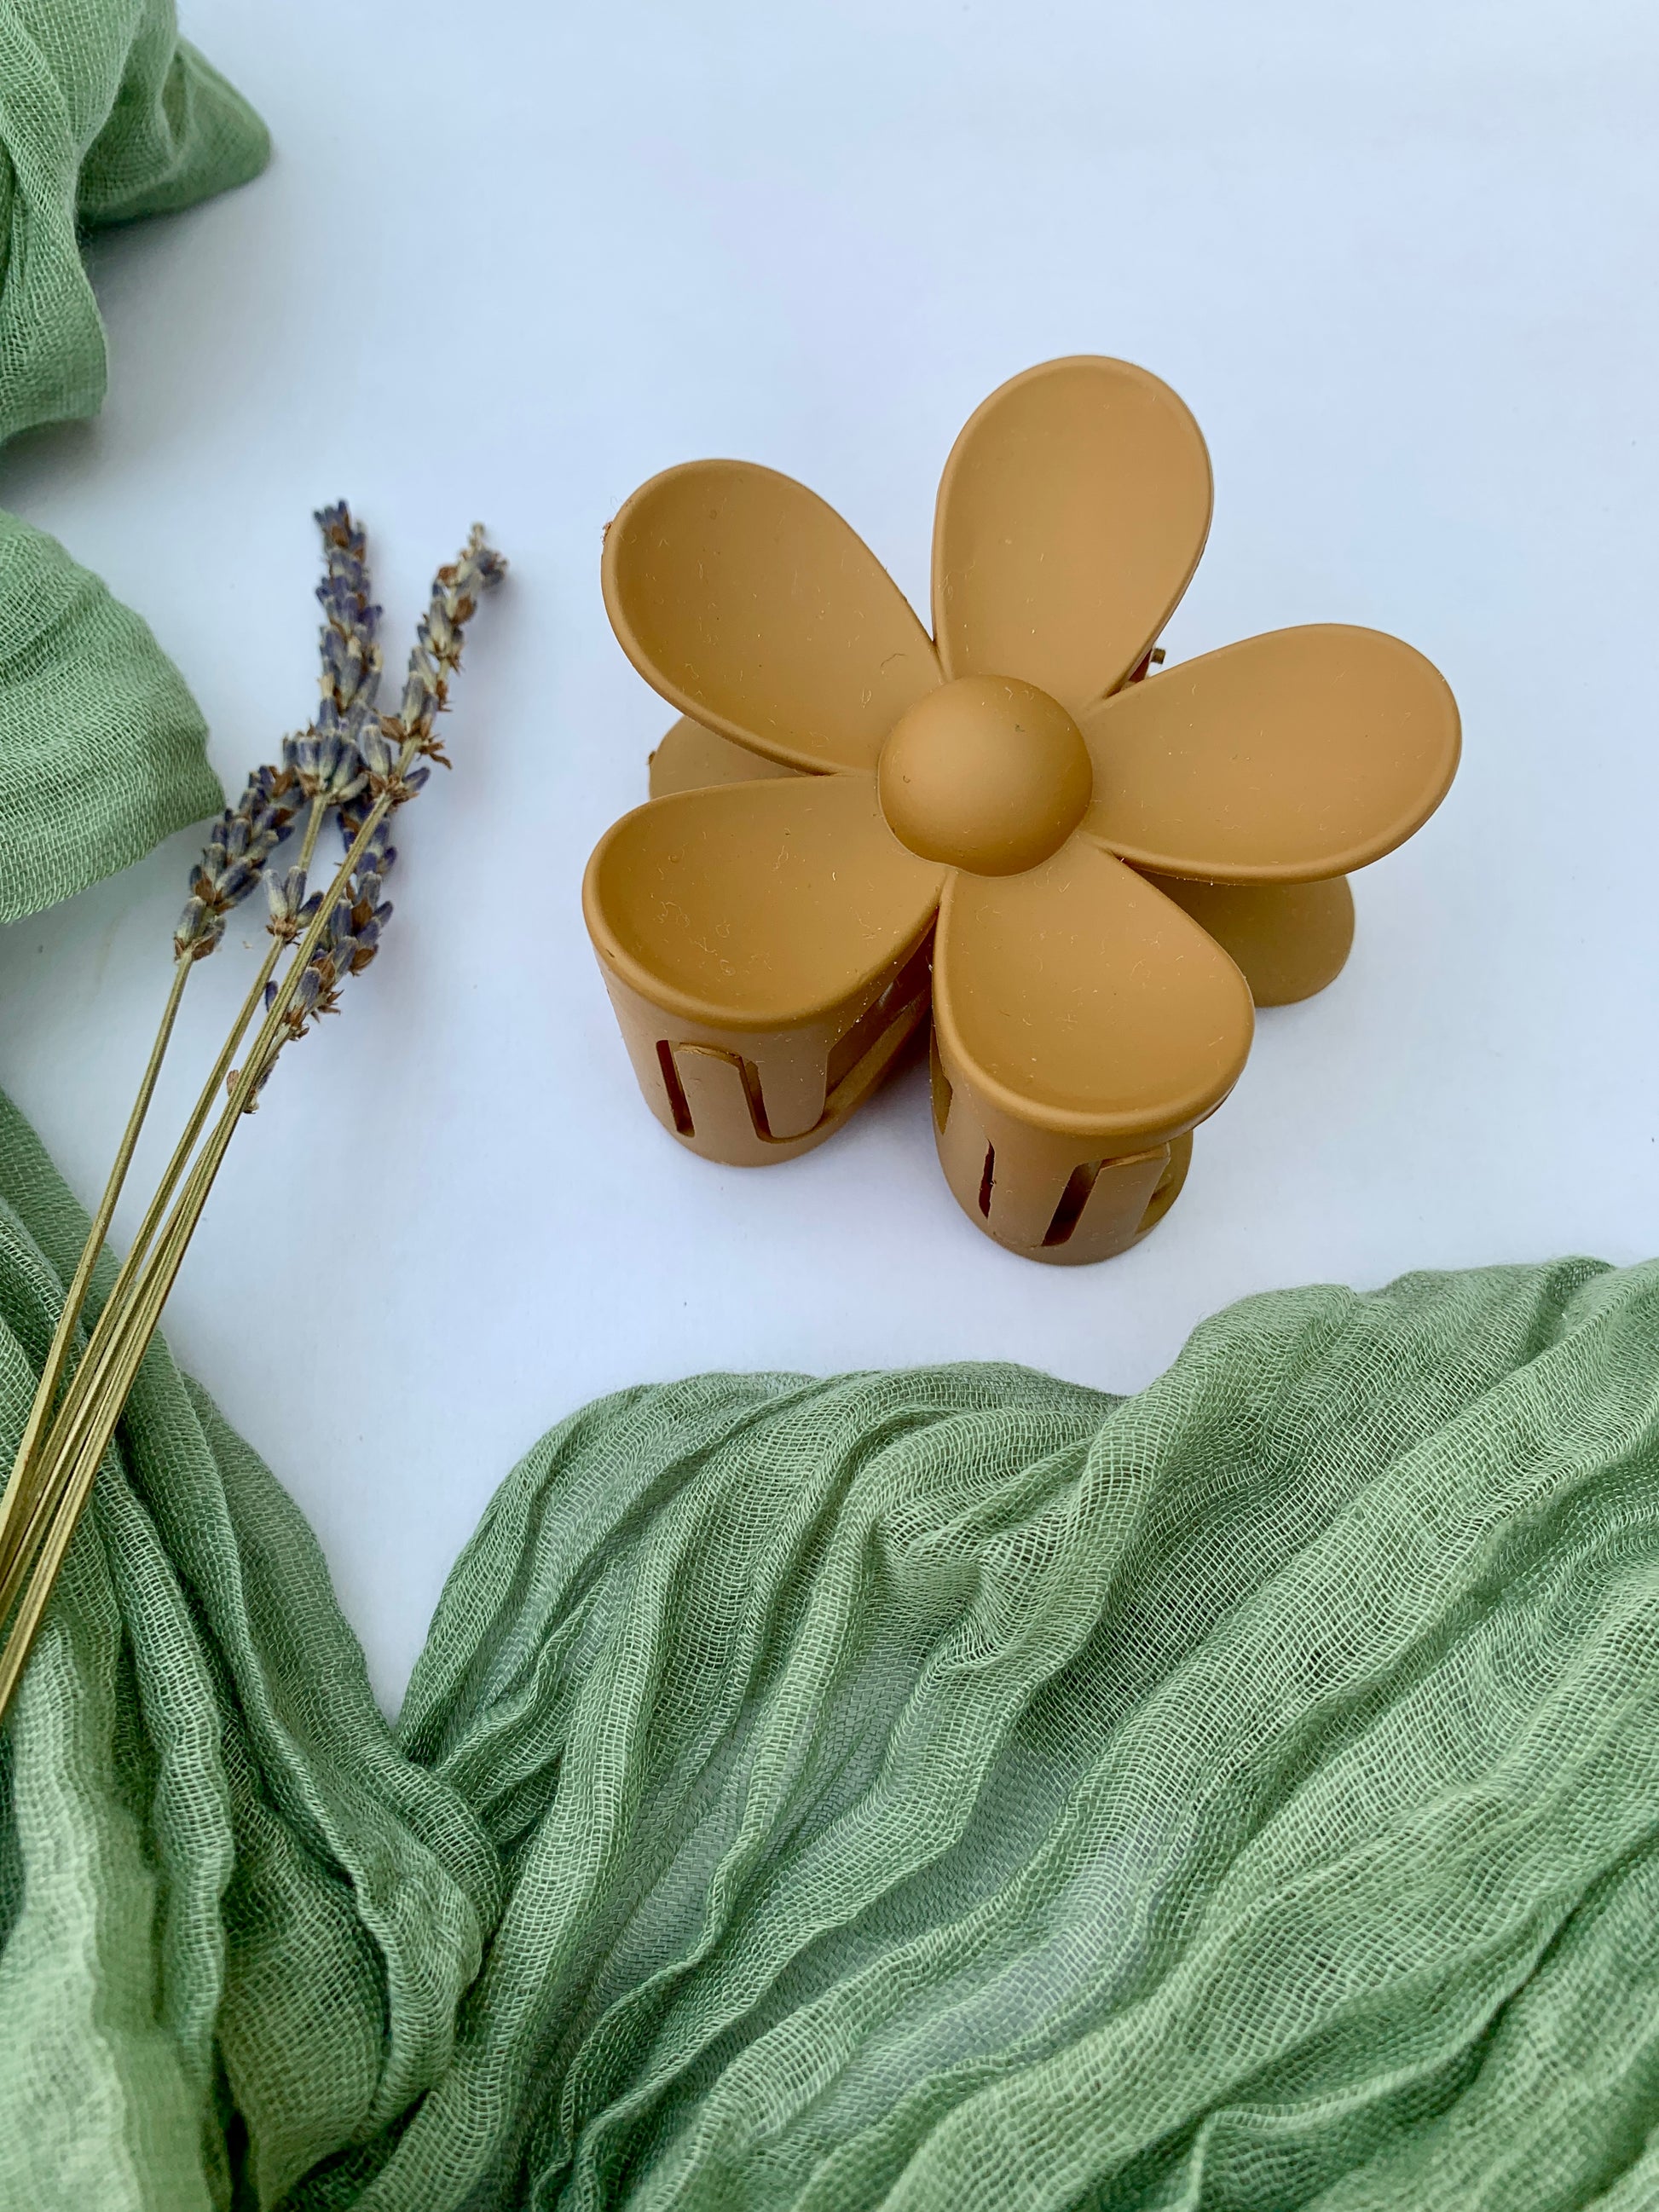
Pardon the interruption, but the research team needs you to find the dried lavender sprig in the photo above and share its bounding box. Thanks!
[0,954,193,1591]
[358,721,431,806]
[12,507,385,1584]
[173,765,306,961]
[336,817,396,982]
[174,505,384,963]
[284,501,383,806]
[341,530,503,963]
[265,864,322,944]
[385,523,506,767]
[242,824,390,1113]
[15,793,422,1597]
[313,500,382,736]
[240,528,501,1104]
[262,903,368,1038]
[0,522,506,1721]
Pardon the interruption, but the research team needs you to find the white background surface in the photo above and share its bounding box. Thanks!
[1,0,1656,1707]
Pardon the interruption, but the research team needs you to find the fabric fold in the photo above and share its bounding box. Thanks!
[0,0,270,924]
[0,509,223,917]
[0,0,269,443]
[5,1081,1659,2210]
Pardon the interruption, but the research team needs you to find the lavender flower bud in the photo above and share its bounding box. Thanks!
[173,895,224,962]
[233,511,501,1083]
[265,865,312,942]
[359,723,400,781]
[174,768,303,961]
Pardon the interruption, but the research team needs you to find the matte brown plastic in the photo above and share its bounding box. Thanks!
[877,678,1093,877]
[649,715,796,800]
[584,356,1460,1263]
[604,464,940,775]
[1078,626,1460,883]
[932,355,1212,713]
[1139,874,1357,1008]
[587,776,941,1031]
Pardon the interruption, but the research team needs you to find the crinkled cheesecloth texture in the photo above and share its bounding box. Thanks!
[3,1081,1659,2210]
[0,0,269,920]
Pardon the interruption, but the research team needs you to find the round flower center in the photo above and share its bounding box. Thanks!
[877,674,1093,876]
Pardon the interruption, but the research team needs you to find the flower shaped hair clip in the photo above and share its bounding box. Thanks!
[584,357,1459,1263]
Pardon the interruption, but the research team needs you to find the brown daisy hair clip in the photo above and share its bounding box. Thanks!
[584,357,1459,1264]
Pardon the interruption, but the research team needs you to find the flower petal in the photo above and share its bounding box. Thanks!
[1079,625,1460,883]
[647,715,802,800]
[933,838,1253,1145]
[584,774,944,1031]
[932,357,1211,715]
[604,461,940,775]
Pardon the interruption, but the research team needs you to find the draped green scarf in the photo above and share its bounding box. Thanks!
[3,9,1658,2209]
[0,0,265,917]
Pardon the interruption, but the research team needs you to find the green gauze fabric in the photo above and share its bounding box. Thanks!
[3,1082,1659,2212]
[0,506,223,920]
[0,0,269,920]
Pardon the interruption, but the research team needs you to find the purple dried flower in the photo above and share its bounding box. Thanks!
[174,767,306,961]
[176,505,390,964]
[379,523,506,774]
[290,707,369,808]
[280,502,384,808]
[265,864,323,945]
[238,517,501,1111]
[311,501,383,736]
